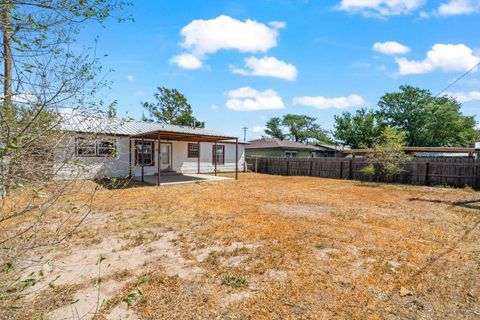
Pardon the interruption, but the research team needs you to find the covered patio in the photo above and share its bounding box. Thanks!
[129,128,240,185]
[133,172,233,186]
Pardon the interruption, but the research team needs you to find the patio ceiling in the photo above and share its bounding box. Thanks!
[130,129,237,142]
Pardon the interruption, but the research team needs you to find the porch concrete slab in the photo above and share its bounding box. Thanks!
[133,173,233,186]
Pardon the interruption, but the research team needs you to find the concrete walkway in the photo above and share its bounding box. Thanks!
[133,173,233,186]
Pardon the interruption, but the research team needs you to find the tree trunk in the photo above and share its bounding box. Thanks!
[2,0,12,109]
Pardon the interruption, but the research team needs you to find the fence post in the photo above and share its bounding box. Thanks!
[309,160,313,177]
[474,157,478,190]
[265,158,268,174]
[286,160,289,176]
[339,161,343,179]
[425,162,430,186]
[349,159,353,180]
[255,157,258,173]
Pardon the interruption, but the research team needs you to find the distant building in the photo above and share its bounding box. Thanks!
[246,138,336,158]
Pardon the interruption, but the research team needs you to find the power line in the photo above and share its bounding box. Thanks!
[435,62,480,97]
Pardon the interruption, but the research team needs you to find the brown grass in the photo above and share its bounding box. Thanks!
[3,173,480,319]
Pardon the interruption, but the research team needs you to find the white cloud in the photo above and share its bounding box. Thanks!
[232,56,298,81]
[211,104,219,110]
[293,94,366,109]
[337,0,425,17]
[134,91,146,97]
[444,91,480,103]
[179,15,281,57]
[438,0,480,16]
[169,53,203,69]
[396,44,480,75]
[268,21,287,29]
[372,41,411,55]
[127,75,134,81]
[226,87,285,111]
[250,126,267,133]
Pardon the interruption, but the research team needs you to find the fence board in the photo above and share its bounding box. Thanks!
[246,156,479,189]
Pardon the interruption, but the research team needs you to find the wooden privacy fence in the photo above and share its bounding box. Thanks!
[246,156,480,189]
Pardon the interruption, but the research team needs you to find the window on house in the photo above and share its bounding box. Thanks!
[188,143,199,158]
[136,141,154,166]
[76,137,96,156]
[76,137,117,157]
[97,140,117,156]
[285,151,298,158]
[212,145,225,165]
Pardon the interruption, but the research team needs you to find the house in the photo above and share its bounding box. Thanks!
[56,111,247,184]
[245,137,335,158]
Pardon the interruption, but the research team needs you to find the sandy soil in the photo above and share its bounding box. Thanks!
[2,173,480,319]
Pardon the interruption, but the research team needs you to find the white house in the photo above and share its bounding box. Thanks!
[56,111,247,183]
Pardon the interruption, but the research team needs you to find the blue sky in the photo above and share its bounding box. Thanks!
[78,0,480,140]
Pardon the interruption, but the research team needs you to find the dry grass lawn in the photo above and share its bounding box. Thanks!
[3,173,480,319]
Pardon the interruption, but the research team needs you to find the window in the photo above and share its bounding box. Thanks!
[212,145,225,165]
[188,143,199,158]
[75,137,117,157]
[285,151,298,158]
[136,141,154,166]
[98,140,116,156]
[76,137,97,156]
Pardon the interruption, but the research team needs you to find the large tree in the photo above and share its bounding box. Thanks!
[333,108,384,149]
[378,85,477,147]
[0,0,129,312]
[263,114,330,143]
[265,117,285,140]
[142,87,205,128]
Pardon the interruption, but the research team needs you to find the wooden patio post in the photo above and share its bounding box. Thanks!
[235,138,238,180]
[214,140,217,176]
[157,132,161,186]
[197,141,201,174]
[141,135,145,182]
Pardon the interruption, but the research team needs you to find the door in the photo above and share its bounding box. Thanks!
[160,144,171,171]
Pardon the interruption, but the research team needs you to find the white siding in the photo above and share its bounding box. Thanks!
[55,134,246,179]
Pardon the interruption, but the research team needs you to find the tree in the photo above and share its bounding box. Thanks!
[142,87,204,128]
[265,117,284,140]
[378,85,477,147]
[0,0,129,313]
[361,127,412,182]
[333,108,384,148]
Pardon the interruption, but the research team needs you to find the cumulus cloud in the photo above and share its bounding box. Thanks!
[226,87,285,111]
[372,41,411,55]
[395,44,480,75]
[444,91,480,103]
[127,75,134,81]
[293,94,366,109]
[438,0,480,16]
[169,53,203,69]
[337,0,425,17]
[232,56,298,81]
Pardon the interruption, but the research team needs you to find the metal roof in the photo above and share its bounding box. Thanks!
[60,109,247,143]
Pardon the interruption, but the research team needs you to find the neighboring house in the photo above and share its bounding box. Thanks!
[341,146,479,158]
[56,111,247,181]
[245,138,334,158]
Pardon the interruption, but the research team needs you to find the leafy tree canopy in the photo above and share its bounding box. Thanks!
[142,87,205,128]
[378,85,477,147]
[333,108,383,149]
[264,114,331,144]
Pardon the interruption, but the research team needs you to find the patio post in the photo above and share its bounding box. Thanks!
[197,141,201,174]
[141,135,145,182]
[157,132,161,186]
[214,140,217,176]
[235,138,238,180]
[158,132,162,186]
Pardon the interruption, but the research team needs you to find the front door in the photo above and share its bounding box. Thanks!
[160,144,171,171]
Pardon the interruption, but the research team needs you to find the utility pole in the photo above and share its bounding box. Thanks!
[242,126,248,141]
